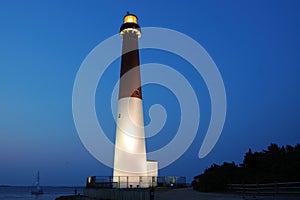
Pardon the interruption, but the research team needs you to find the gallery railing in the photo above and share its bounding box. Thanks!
[86,176,186,189]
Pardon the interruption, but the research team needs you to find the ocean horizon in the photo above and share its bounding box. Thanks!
[0,186,84,200]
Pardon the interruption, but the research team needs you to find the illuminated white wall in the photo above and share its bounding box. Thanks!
[147,160,158,187]
[113,97,148,188]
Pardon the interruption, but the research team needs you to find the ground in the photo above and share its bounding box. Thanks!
[56,188,300,200]
[154,188,300,200]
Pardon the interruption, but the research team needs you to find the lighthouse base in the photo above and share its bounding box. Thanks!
[84,188,152,200]
[112,160,157,188]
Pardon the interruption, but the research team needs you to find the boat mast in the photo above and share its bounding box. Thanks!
[36,171,40,186]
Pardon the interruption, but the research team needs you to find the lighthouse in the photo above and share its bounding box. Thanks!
[113,13,157,188]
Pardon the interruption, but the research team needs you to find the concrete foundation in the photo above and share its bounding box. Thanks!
[84,188,152,200]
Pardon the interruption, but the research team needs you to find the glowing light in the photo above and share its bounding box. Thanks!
[124,15,137,24]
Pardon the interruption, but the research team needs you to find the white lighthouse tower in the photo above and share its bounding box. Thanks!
[113,13,157,188]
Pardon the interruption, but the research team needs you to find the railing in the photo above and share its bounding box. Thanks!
[86,176,186,189]
[157,176,187,187]
[86,176,157,189]
[228,182,300,196]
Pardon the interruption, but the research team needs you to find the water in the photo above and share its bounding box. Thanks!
[0,186,84,200]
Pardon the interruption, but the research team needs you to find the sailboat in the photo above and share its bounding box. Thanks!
[31,171,44,195]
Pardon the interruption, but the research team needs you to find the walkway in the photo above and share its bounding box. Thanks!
[154,188,300,200]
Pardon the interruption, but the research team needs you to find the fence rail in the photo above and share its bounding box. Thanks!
[228,182,300,196]
[86,176,186,189]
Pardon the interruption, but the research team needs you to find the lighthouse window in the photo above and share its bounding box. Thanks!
[118,114,121,118]
[135,90,139,95]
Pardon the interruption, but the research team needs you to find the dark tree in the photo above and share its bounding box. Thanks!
[193,143,300,192]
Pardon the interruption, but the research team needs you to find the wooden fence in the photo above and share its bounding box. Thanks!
[228,182,300,196]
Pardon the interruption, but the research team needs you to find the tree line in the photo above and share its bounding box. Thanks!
[192,143,300,192]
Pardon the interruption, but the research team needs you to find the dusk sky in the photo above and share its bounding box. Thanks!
[1,1,300,186]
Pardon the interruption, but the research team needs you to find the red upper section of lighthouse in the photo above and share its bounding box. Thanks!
[118,13,142,100]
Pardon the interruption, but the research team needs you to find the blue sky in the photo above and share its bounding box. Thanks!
[0,1,300,186]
